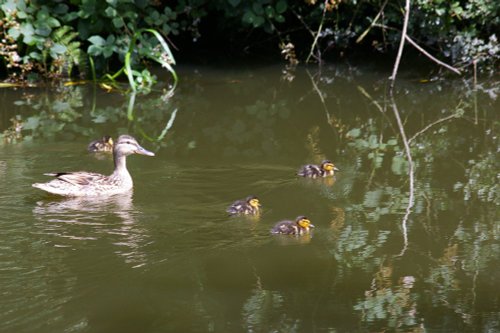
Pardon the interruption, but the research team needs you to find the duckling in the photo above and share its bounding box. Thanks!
[227,195,261,216]
[33,135,154,196]
[271,216,315,235]
[88,136,114,153]
[297,160,339,178]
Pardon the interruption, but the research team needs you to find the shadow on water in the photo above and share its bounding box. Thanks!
[0,64,499,332]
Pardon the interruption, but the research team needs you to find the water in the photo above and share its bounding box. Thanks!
[0,64,498,332]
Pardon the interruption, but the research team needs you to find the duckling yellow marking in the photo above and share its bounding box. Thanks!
[298,218,311,228]
[323,163,334,171]
[249,198,260,208]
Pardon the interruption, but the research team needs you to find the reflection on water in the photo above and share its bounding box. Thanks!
[0,65,498,332]
[32,192,150,268]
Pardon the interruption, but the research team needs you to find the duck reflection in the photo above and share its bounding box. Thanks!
[32,192,149,267]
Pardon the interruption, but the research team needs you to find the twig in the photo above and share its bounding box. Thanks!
[405,35,461,75]
[357,85,398,134]
[292,10,315,37]
[306,69,329,116]
[408,112,459,145]
[389,0,410,92]
[391,97,415,257]
[306,0,329,63]
[374,23,462,75]
[356,0,389,44]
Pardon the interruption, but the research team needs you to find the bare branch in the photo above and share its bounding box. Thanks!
[374,23,462,75]
[390,97,415,257]
[306,0,329,63]
[356,0,389,44]
[405,36,461,75]
[390,0,410,92]
[408,112,460,145]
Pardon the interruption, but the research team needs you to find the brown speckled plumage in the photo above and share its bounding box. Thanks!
[88,136,114,153]
[33,135,154,196]
[297,160,339,178]
[227,195,261,216]
[271,216,315,235]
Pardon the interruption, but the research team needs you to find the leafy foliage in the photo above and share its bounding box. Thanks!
[1,0,498,84]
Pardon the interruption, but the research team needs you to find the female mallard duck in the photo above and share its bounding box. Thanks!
[32,135,154,196]
[88,135,114,153]
[271,216,315,235]
[227,195,261,216]
[297,160,339,178]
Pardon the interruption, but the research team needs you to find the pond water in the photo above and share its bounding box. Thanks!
[0,64,498,332]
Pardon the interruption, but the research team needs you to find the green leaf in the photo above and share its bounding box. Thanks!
[276,0,287,14]
[112,17,124,28]
[50,43,67,55]
[29,51,42,60]
[347,128,361,138]
[252,3,264,15]
[275,14,285,23]
[105,6,117,17]
[228,0,240,7]
[23,116,40,130]
[46,17,61,28]
[88,35,106,46]
[54,3,69,15]
[387,138,398,145]
[87,45,102,56]
[103,46,114,58]
[253,15,265,28]
[265,6,275,18]
[1,0,16,13]
[242,10,255,25]
[35,26,52,37]
[7,27,20,39]
[391,155,405,175]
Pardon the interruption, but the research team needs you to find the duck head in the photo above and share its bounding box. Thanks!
[246,195,261,208]
[114,135,155,157]
[296,216,315,229]
[321,160,339,172]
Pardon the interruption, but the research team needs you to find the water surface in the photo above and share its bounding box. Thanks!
[0,64,498,332]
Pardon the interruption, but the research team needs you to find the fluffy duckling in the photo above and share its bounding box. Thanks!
[33,135,154,196]
[271,216,315,235]
[88,136,114,153]
[227,195,261,216]
[297,160,339,178]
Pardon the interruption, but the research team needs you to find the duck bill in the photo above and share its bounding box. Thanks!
[136,146,155,156]
[309,224,315,228]
[333,167,339,171]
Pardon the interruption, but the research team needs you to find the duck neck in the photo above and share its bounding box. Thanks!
[112,153,130,178]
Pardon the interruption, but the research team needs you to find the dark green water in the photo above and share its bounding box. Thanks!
[0,65,498,332]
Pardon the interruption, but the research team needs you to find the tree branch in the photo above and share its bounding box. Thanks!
[306,0,329,63]
[374,23,462,76]
[356,0,389,44]
[405,35,461,75]
[391,97,415,257]
[390,0,410,92]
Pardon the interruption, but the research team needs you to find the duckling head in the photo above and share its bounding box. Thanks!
[321,160,339,172]
[296,216,314,229]
[114,135,155,157]
[104,136,114,146]
[246,195,261,208]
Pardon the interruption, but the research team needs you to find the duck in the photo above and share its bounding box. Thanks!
[227,195,261,216]
[297,160,339,178]
[32,135,154,196]
[270,216,315,235]
[88,135,114,153]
